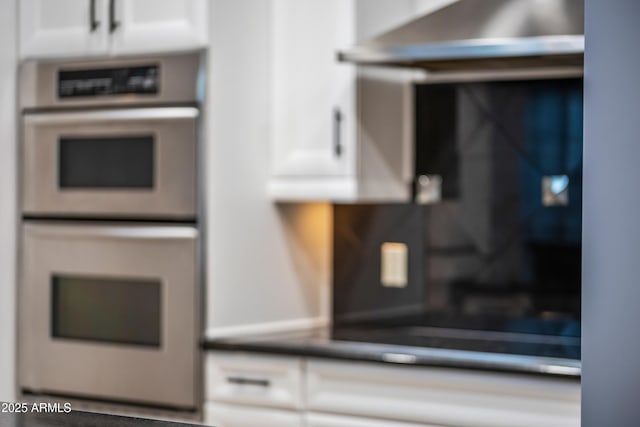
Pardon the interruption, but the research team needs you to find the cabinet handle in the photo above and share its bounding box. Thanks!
[89,0,99,32]
[226,377,271,387]
[333,107,343,157]
[109,0,120,33]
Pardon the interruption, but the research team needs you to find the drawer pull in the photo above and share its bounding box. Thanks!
[226,377,271,387]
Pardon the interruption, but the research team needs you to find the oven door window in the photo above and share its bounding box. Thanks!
[58,136,154,189]
[51,275,161,347]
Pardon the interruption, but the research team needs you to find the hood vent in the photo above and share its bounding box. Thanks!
[339,0,584,71]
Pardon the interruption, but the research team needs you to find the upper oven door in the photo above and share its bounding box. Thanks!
[20,222,199,409]
[22,107,197,219]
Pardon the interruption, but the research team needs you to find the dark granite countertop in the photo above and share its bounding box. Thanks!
[0,410,201,427]
[203,326,581,378]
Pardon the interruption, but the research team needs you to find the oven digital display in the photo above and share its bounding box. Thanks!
[51,275,162,347]
[58,65,159,98]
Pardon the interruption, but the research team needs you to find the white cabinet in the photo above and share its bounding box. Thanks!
[206,353,304,410]
[268,0,467,202]
[20,0,109,58]
[205,352,581,427]
[205,353,304,426]
[307,412,440,427]
[110,0,207,55]
[269,0,357,200]
[205,402,302,427]
[269,0,415,202]
[306,359,581,427]
[20,0,207,59]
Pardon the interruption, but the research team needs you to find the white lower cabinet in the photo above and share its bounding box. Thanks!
[206,353,303,410]
[205,353,580,427]
[305,360,580,427]
[306,412,440,427]
[205,402,302,427]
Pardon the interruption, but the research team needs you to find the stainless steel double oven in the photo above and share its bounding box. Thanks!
[18,52,203,411]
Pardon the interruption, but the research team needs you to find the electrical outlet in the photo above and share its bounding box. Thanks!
[381,242,408,288]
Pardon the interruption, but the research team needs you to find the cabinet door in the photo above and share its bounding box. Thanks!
[271,0,356,179]
[20,0,109,59]
[110,0,207,55]
[204,402,302,427]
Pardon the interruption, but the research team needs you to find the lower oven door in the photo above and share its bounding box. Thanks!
[20,222,199,409]
[22,107,197,219]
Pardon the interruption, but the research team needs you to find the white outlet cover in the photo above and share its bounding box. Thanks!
[381,242,408,288]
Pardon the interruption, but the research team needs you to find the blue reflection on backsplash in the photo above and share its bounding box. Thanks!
[523,83,583,245]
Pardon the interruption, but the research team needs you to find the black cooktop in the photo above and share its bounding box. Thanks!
[330,312,580,360]
[332,326,579,360]
[204,321,581,377]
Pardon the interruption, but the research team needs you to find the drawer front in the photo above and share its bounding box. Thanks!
[206,352,303,410]
[306,359,580,427]
[205,402,302,427]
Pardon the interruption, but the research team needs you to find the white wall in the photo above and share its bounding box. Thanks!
[203,0,456,338]
[0,0,17,402]
[582,0,640,425]
[205,0,331,338]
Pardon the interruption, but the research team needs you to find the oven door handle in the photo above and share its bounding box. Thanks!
[23,223,198,241]
[23,107,199,125]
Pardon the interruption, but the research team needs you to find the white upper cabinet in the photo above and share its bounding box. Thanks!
[20,0,207,59]
[110,0,207,55]
[269,0,420,202]
[270,0,357,200]
[20,0,109,58]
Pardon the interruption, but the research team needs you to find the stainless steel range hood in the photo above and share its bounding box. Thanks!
[339,0,584,71]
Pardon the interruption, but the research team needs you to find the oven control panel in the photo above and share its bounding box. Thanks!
[58,64,159,98]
